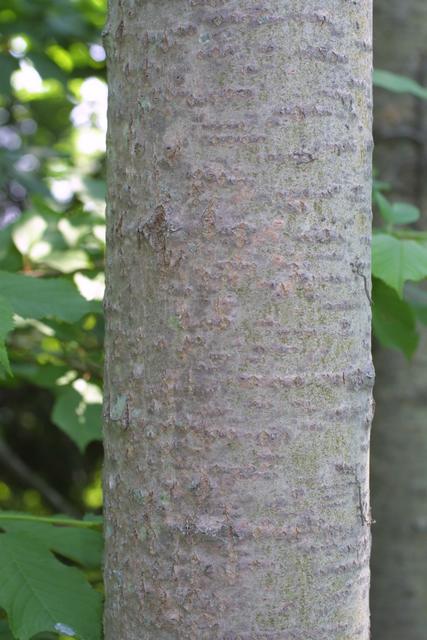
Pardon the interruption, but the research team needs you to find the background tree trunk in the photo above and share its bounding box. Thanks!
[371,2,427,639]
[103,2,373,638]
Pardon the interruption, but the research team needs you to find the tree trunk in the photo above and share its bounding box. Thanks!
[371,2,427,638]
[103,2,373,638]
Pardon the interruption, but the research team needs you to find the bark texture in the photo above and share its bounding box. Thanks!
[371,2,427,638]
[103,2,373,638]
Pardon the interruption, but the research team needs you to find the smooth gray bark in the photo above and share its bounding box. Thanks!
[371,2,427,638]
[103,2,373,638]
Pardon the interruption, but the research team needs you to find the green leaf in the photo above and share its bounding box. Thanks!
[0,532,102,640]
[0,620,14,640]
[375,192,395,223]
[372,278,419,358]
[11,364,72,389]
[52,385,102,451]
[372,233,427,295]
[0,271,97,322]
[47,13,88,39]
[81,179,106,202]
[0,226,23,272]
[372,178,391,193]
[0,520,102,569]
[374,69,427,99]
[77,179,106,217]
[0,296,14,340]
[40,250,92,274]
[0,620,13,640]
[12,213,48,256]
[12,211,75,266]
[389,202,420,225]
[375,193,420,225]
[0,295,14,377]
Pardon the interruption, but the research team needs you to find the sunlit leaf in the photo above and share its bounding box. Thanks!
[46,45,74,73]
[12,213,48,256]
[40,250,92,273]
[0,271,97,322]
[74,273,105,301]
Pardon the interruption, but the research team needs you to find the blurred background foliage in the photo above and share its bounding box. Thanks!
[0,0,106,521]
[0,1,107,637]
